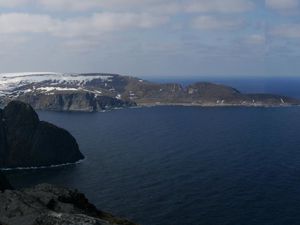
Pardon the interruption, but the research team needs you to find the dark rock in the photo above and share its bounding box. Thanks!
[0,172,12,191]
[30,121,83,167]
[34,213,110,225]
[0,183,138,225]
[3,101,40,166]
[0,109,7,165]
[0,101,84,168]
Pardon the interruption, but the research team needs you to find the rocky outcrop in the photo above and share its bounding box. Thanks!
[0,101,84,168]
[0,183,137,225]
[0,172,136,225]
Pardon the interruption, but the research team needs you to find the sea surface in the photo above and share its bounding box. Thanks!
[5,106,300,225]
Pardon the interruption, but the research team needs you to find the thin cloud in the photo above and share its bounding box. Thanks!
[0,0,255,14]
[0,0,31,8]
[35,0,173,12]
[265,0,299,11]
[191,16,246,30]
[185,0,254,13]
[0,12,169,37]
[0,13,57,34]
[244,34,266,45]
[271,24,300,38]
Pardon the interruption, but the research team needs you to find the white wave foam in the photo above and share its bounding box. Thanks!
[0,159,85,171]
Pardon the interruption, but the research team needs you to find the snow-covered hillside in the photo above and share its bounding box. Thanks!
[0,72,139,111]
[0,72,117,96]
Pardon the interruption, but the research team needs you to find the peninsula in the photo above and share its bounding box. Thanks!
[0,73,298,111]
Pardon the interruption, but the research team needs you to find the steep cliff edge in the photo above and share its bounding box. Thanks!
[0,101,84,168]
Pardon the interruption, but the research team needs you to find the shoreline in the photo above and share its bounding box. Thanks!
[3,102,300,114]
[137,102,300,108]
[0,159,85,171]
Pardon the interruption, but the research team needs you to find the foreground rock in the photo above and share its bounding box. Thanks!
[0,101,84,168]
[0,183,137,225]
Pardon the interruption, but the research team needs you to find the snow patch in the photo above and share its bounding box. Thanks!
[0,72,115,94]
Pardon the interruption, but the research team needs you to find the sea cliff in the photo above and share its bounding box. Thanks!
[0,101,84,168]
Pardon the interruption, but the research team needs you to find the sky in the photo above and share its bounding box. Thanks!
[0,0,300,78]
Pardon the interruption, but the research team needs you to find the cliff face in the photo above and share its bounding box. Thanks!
[15,92,136,112]
[0,101,84,168]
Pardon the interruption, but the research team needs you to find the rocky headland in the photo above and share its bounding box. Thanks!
[0,100,135,225]
[0,73,299,111]
[0,101,84,168]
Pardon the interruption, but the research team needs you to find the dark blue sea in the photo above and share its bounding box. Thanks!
[5,105,300,225]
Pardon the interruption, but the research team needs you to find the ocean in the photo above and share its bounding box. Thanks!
[5,105,300,225]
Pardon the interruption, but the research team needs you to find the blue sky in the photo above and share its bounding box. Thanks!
[0,0,300,78]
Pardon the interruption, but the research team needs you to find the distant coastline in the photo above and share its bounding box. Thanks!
[138,102,300,108]
[0,73,299,112]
